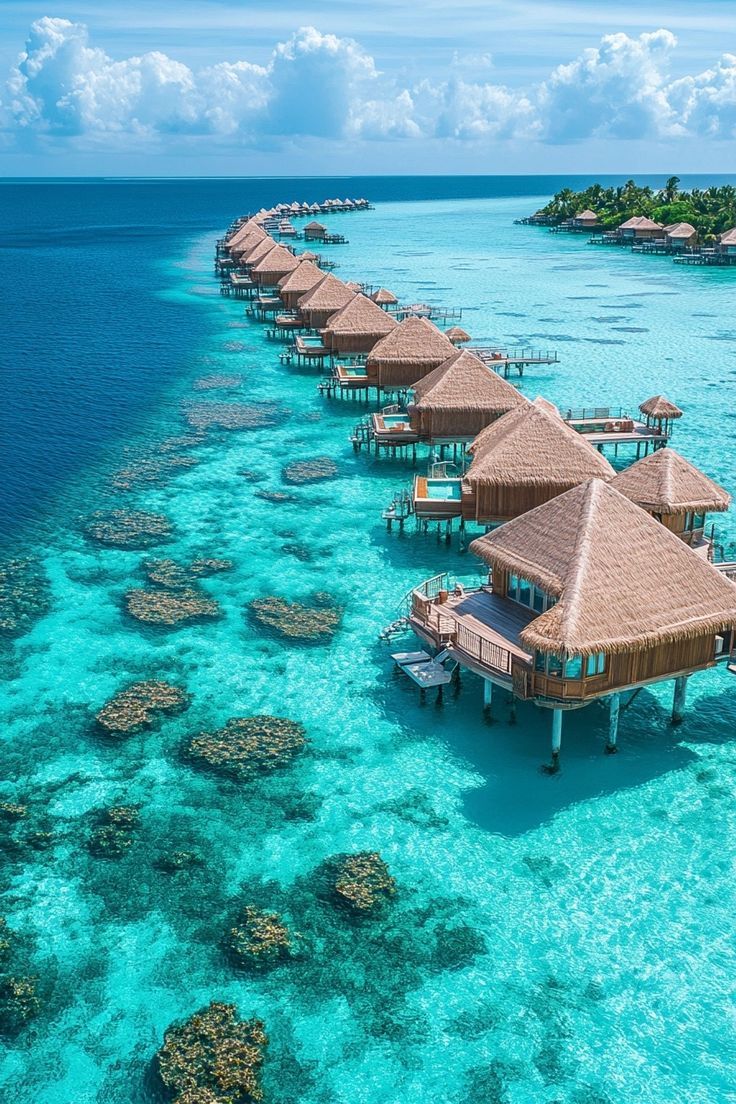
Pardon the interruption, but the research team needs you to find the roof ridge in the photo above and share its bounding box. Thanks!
[553,480,603,650]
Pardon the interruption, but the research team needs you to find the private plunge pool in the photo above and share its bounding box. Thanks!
[414,476,463,518]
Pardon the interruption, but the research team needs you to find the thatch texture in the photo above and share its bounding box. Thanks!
[371,288,398,306]
[463,399,615,521]
[365,317,456,388]
[227,219,267,249]
[323,294,398,355]
[230,230,269,258]
[575,209,598,220]
[719,228,736,247]
[304,221,327,240]
[241,237,277,267]
[611,448,730,515]
[297,275,356,329]
[469,479,736,657]
[409,350,528,439]
[663,222,697,240]
[639,395,683,420]
[278,260,325,310]
[445,326,472,344]
[619,217,663,232]
[250,244,299,284]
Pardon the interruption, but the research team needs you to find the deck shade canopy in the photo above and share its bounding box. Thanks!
[638,394,684,422]
[445,326,472,344]
[611,448,731,515]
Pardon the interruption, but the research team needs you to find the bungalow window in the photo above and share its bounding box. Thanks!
[507,575,552,613]
[547,654,564,677]
[533,586,546,614]
[564,655,583,679]
[586,653,606,677]
[693,512,705,531]
[518,576,533,608]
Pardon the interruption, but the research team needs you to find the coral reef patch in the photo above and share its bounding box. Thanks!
[96,680,189,736]
[186,716,306,781]
[248,593,342,642]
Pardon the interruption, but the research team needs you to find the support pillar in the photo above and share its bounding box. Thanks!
[551,708,562,770]
[672,676,688,725]
[483,678,493,713]
[606,693,620,754]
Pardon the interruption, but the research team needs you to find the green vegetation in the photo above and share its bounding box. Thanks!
[537,178,736,239]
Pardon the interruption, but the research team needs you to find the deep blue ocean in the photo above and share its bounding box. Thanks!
[1,176,736,1103]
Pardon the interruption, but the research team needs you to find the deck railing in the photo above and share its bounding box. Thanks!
[564,406,627,421]
[454,622,512,674]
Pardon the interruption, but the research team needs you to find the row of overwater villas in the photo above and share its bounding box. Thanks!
[220,214,736,759]
[542,209,736,256]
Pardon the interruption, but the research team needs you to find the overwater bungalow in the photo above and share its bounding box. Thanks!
[611,447,730,553]
[304,221,328,242]
[227,229,270,262]
[664,222,697,250]
[250,244,300,286]
[571,209,599,230]
[718,228,736,256]
[277,260,325,311]
[406,479,736,763]
[323,293,398,359]
[618,216,664,242]
[239,236,277,268]
[226,219,267,250]
[297,274,356,330]
[445,326,472,345]
[364,317,456,391]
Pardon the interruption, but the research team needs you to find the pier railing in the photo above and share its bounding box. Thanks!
[564,406,627,421]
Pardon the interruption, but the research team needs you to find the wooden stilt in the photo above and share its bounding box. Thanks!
[550,708,562,770]
[672,675,688,724]
[483,678,493,714]
[606,693,620,753]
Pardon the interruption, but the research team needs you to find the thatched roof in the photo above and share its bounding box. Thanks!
[466,399,615,483]
[411,350,528,416]
[323,293,398,339]
[445,326,472,344]
[639,394,683,420]
[575,209,598,219]
[619,216,663,231]
[242,237,277,265]
[371,287,398,306]
[230,228,269,255]
[297,273,356,314]
[663,222,696,238]
[468,479,736,656]
[250,244,299,278]
[227,219,267,247]
[719,227,736,246]
[366,316,456,371]
[304,220,326,232]
[277,259,325,296]
[611,448,730,515]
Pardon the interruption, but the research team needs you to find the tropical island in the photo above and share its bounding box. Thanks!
[519,178,736,265]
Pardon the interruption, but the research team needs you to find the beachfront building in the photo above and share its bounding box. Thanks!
[371,288,399,310]
[408,351,528,443]
[304,221,328,241]
[611,448,731,552]
[571,209,600,230]
[407,479,736,764]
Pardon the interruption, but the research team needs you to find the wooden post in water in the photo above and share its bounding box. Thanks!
[672,676,688,724]
[606,693,620,754]
[483,678,493,715]
[551,708,562,769]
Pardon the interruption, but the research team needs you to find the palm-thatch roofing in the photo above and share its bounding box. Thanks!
[371,288,398,306]
[610,448,731,515]
[230,227,269,256]
[242,236,277,266]
[323,294,398,351]
[297,273,356,318]
[277,259,325,298]
[465,399,614,490]
[663,222,697,238]
[445,326,472,344]
[409,351,528,437]
[639,395,683,420]
[719,228,736,246]
[227,219,267,248]
[575,209,598,220]
[304,220,326,232]
[469,479,736,657]
[619,216,663,231]
[250,244,300,280]
[365,316,457,387]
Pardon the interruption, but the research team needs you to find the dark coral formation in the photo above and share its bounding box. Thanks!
[189,558,233,578]
[88,805,141,858]
[253,490,297,504]
[183,402,281,432]
[143,559,233,589]
[186,716,306,781]
[282,457,338,484]
[0,557,49,637]
[0,802,27,822]
[226,906,292,968]
[0,976,40,1034]
[248,593,342,642]
[96,680,188,736]
[85,509,172,549]
[328,852,397,913]
[155,850,204,874]
[157,1001,267,1104]
[192,375,243,391]
[125,588,220,627]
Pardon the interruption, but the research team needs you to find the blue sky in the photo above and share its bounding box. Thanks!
[1,1,735,175]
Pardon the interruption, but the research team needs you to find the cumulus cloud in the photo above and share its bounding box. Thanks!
[3,18,736,152]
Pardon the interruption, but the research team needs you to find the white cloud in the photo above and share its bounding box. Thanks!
[3,18,736,153]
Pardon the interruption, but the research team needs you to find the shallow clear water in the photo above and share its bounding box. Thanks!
[2,178,736,1104]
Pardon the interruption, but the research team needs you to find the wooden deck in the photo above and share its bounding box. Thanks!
[570,420,668,446]
[439,589,535,663]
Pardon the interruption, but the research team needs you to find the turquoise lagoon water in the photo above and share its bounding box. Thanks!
[1,178,736,1103]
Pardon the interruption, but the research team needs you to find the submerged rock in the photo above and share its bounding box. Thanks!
[226,906,292,968]
[248,594,342,642]
[183,402,281,432]
[85,509,172,549]
[253,490,297,504]
[192,375,243,391]
[155,850,204,874]
[189,558,233,578]
[186,716,306,781]
[125,588,220,627]
[157,1001,267,1104]
[0,802,27,822]
[112,454,198,493]
[329,852,397,913]
[282,457,338,484]
[88,804,141,859]
[143,558,233,590]
[96,680,189,736]
[0,976,40,1033]
[0,557,49,637]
